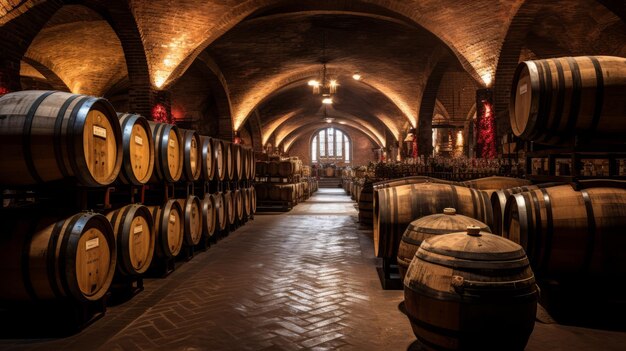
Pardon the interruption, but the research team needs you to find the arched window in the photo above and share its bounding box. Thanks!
[311,128,351,164]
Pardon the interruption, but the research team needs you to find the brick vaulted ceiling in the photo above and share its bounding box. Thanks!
[2,0,626,147]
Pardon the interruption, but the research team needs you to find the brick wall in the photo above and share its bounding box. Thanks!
[436,71,480,122]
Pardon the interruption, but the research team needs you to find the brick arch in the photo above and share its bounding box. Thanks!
[21,57,70,92]
[195,52,234,139]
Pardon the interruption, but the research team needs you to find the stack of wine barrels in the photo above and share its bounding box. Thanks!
[253,155,316,210]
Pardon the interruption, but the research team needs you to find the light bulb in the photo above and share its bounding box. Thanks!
[352,74,361,80]
[322,98,333,104]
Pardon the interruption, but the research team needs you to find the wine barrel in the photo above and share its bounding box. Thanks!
[231,143,243,180]
[250,150,256,178]
[256,161,268,177]
[242,187,251,218]
[148,200,184,259]
[358,181,374,225]
[234,189,244,221]
[240,147,248,180]
[201,195,216,238]
[0,211,116,302]
[213,192,227,231]
[176,196,203,246]
[510,56,626,145]
[0,90,123,186]
[179,129,201,182]
[224,141,234,181]
[503,184,626,277]
[148,122,183,183]
[397,208,490,280]
[268,184,281,201]
[372,176,452,190]
[224,191,235,225]
[200,136,214,181]
[278,161,295,177]
[373,182,493,258]
[268,161,280,177]
[213,139,226,181]
[106,204,155,276]
[250,187,257,214]
[117,113,155,185]
[255,183,268,201]
[458,176,531,190]
[244,149,252,180]
[404,226,537,351]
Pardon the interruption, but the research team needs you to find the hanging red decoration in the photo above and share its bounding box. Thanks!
[412,135,418,158]
[0,86,9,96]
[233,131,242,144]
[477,99,497,159]
[151,103,170,123]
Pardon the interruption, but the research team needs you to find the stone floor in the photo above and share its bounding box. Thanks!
[0,188,625,350]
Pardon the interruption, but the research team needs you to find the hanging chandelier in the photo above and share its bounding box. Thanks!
[308,62,338,104]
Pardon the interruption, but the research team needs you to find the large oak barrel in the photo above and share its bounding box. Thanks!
[372,176,451,190]
[250,187,257,214]
[242,148,252,180]
[404,227,537,351]
[250,150,256,178]
[201,195,216,239]
[199,136,214,181]
[278,161,295,177]
[268,161,280,177]
[148,200,184,259]
[510,56,626,145]
[0,211,116,302]
[224,191,235,225]
[397,208,490,280]
[224,141,234,181]
[213,139,226,181]
[234,189,244,221]
[148,122,183,183]
[231,143,243,180]
[358,181,374,225]
[268,184,281,201]
[213,192,227,231]
[179,129,201,182]
[458,176,531,190]
[243,187,251,218]
[176,196,203,246]
[373,182,493,258]
[0,90,123,186]
[255,183,268,201]
[106,204,155,276]
[117,113,155,185]
[503,184,626,277]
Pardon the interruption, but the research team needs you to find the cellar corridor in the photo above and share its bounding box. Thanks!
[0,189,624,351]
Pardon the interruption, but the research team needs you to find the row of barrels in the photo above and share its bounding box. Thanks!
[0,90,255,187]
[255,181,312,203]
[0,187,256,303]
[255,159,302,178]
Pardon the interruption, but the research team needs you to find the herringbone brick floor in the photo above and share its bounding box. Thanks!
[1,189,625,350]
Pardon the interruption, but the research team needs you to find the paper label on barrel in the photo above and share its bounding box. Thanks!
[93,125,107,139]
[86,237,100,250]
[169,140,176,148]
[169,214,176,223]
[134,224,143,234]
[519,84,527,95]
[134,135,143,146]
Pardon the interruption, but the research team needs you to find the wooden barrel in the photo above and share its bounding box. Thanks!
[268,161,280,177]
[231,143,243,180]
[213,139,226,181]
[250,150,256,178]
[244,149,252,180]
[510,56,626,145]
[224,191,235,225]
[176,196,203,246]
[240,147,248,180]
[148,200,184,259]
[404,226,537,351]
[268,184,281,201]
[397,208,490,280]
[255,183,268,201]
[224,141,234,181]
[234,189,244,221]
[458,176,531,190]
[256,161,268,177]
[278,161,295,177]
[179,129,201,181]
[250,187,257,214]
[201,195,216,239]
[200,136,214,181]
[0,211,116,302]
[373,182,493,258]
[148,122,183,183]
[358,181,374,225]
[213,192,227,231]
[280,184,295,202]
[106,204,155,276]
[503,184,626,277]
[0,90,123,186]
[117,113,155,185]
